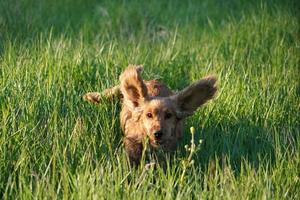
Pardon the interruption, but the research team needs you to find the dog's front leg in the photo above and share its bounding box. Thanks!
[124,136,143,167]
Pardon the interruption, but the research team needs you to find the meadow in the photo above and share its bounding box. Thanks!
[0,0,299,199]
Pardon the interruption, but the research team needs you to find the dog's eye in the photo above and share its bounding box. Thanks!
[165,112,172,119]
[146,112,153,118]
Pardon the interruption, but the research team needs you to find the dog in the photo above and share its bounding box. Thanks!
[84,65,217,166]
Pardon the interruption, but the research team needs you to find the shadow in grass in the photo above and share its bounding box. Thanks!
[180,118,276,175]
[1,0,295,46]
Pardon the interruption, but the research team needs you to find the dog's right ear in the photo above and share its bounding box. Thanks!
[119,65,148,109]
[172,76,217,118]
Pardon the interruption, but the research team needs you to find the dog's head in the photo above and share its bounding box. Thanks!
[120,65,217,150]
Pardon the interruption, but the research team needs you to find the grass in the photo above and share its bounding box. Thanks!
[0,0,299,199]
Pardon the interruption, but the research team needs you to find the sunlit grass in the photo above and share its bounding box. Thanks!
[0,0,299,199]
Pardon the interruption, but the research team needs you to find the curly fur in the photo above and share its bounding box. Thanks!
[84,65,217,166]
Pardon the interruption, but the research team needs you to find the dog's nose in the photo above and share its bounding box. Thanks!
[154,130,163,139]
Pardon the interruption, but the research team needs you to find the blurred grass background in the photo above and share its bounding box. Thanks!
[0,0,299,199]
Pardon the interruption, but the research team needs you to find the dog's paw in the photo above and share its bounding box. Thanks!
[83,92,101,104]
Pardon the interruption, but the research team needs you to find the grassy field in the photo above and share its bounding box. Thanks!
[0,0,299,199]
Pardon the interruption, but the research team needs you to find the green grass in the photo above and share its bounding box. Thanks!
[0,0,299,199]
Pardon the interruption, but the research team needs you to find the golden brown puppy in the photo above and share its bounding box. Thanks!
[84,65,217,166]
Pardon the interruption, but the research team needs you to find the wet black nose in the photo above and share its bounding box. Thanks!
[154,130,163,139]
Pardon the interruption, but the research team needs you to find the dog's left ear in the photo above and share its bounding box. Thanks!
[172,76,217,118]
[119,65,148,110]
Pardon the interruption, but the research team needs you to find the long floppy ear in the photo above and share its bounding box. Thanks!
[172,76,217,118]
[119,65,148,109]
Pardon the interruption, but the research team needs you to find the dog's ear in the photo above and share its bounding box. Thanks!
[120,65,148,109]
[172,76,217,118]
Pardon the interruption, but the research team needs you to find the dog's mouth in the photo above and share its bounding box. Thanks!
[149,138,165,148]
[149,138,177,152]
